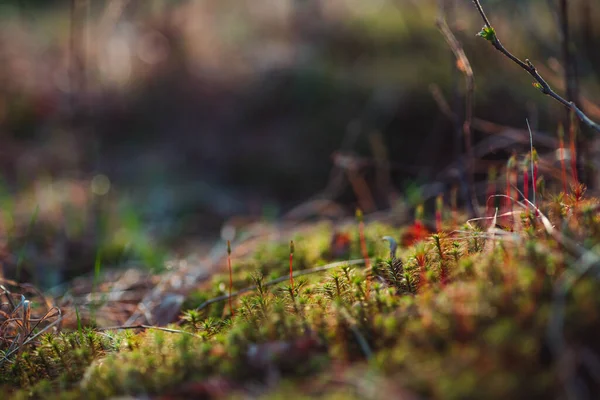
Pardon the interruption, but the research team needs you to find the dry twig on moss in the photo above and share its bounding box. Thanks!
[96,324,201,338]
[189,259,366,315]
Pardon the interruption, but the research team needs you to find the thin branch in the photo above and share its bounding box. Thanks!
[472,0,493,28]
[470,0,600,133]
[96,324,201,338]
[436,6,480,216]
[190,259,366,314]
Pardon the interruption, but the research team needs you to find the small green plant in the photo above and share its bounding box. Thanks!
[180,309,203,331]
[476,25,496,42]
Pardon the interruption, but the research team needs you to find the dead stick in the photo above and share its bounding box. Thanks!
[190,259,365,314]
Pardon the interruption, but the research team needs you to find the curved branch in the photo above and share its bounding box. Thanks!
[436,8,480,216]
[470,0,600,133]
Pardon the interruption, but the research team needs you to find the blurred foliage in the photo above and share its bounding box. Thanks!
[0,0,598,283]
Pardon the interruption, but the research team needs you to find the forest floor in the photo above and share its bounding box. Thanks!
[2,182,600,400]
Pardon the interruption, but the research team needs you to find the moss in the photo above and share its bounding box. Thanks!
[4,188,600,399]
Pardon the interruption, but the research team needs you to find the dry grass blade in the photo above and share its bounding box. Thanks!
[0,280,62,365]
[436,3,480,216]
[0,313,63,366]
[95,324,202,338]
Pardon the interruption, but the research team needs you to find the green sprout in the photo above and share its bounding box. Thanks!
[532,82,543,92]
[477,25,496,42]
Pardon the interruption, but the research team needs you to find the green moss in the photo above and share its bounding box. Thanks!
[4,189,600,399]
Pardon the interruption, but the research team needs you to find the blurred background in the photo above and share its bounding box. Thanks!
[0,0,599,287]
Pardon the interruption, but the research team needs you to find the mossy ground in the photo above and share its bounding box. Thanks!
[2,188,600,399]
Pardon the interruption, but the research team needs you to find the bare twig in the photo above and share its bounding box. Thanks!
[437,1,480,218]
[188,259,366,315]
[430,83,557,148]
[96,324,201,338]
[470,0,600,133]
